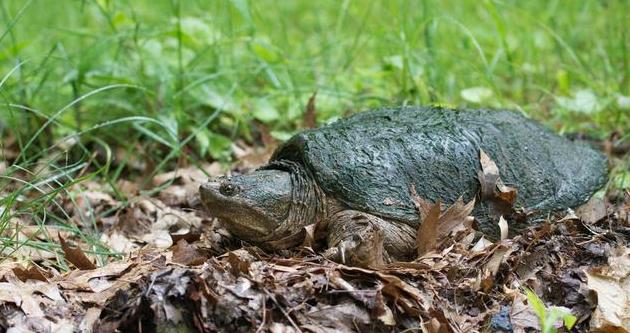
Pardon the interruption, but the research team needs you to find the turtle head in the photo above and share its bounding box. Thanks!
[200,169,292,242]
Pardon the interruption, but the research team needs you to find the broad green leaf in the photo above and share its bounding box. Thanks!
[270,130,294,142]
[525,289,547,323]
[195,130,210,157]
[230,0,253,24]
[556,89,601,114]
[461,87,494,104]
[556,70,570,95]
[252,99,279,123]
[563,313,577,330]
[142,39,163,56]
[112,12,134,29]
[544,307,576,333]
[179,17,219,47]
[251,41,280,63]
[157,114,178,143]
[62,69,79,84]
[191,85,238,113]
[382,55,404,70]
[613,172,630,189]
[533,30,552,50]
[617,94,630,110]
[206,131,233,161]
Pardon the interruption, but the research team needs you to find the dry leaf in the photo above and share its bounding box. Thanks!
[269,323,298,333]
[585,246,630,332]
[228,251,251,275]
[416,200,442,256]
[410,185,433,220]
[15,224,71,241]
[111,198,203,249]
[153,163,222,187]
[576,195,608,224]
[423,317,443,333]
[478,149,501,198]
[373,290,396,326]
[497,183,518,205]
[616,200,629,225]
[59,261,132,292]
[158,185,190,206]
[80,308,103,333]
[233,140,277,170]
[12,265,49,282]
[437,197,476,236]
[478,150,517,202]
[116,179,139,196]
[479,244,513,292]
[478,149,519,216]
[340,265,431,315]
[303,91,318,128]
[100,231,138,254]
[498,216,509,241]
[0,282,45,317]
[154,164,222,206]
[171,239,207,266]
[301,224,317,248]
[303,302,371,333]
[413,192,476,257]
[59,234,96,270]
[1,223,65,261]
[0,276,64,318]
[170,230,202,243]
[471,236,494,252]
[73,190,117,215]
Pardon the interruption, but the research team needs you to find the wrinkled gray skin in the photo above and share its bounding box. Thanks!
[201,106,607,267]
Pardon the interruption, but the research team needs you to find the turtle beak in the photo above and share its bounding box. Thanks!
[199,179,224,210]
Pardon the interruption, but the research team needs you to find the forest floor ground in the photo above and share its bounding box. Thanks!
[0,141,628,333]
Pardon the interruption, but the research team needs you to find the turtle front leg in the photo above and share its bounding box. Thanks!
[323,210,416,268]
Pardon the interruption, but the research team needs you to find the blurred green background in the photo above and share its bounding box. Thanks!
[1,0,628,164]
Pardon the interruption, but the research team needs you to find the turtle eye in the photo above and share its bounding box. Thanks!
[219,182,239,197]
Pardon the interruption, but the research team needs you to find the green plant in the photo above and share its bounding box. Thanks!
[525,288,577,333]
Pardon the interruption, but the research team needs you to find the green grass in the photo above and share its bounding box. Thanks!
[0,0,628,263]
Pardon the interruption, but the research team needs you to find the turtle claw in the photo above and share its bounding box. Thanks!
[325,217,387,268]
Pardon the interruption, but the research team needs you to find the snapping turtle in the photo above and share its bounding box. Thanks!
[200,106,607,265]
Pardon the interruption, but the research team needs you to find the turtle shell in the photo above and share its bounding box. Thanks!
[270,106,607,232]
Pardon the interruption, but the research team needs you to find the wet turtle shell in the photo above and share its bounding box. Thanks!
[271,106,607,233]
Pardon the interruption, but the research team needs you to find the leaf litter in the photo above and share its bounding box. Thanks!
[0,147,628,332]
